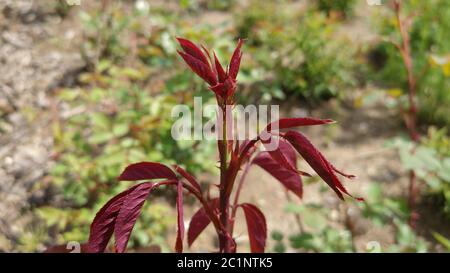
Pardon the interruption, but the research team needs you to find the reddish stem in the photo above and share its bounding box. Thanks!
[218,104,231,253]
[229,160,253,235]
[158,180,228,240]
[394,0,420,227]
[408,170,419,228]
[224,138,259,199]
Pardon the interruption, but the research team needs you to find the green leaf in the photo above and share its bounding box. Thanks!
[113,123,129,137]
[88,132,114,144]
[58,89,80,101]
[284,203,304,214]
[91,113,111,130]
[97,59,112,73]
[438,158,450,181]
[271,231,284,241]
[289,233,316,250]
[274,242,286,253]
[432,231,450,251]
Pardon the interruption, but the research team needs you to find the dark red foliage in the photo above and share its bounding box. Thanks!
[118,162,177,181]
[177,50,217,86]
[176,38,210,67]
[88,180,186,253]
[85,37,361,254]
[174,164,202,194]
[187,198,219,246]
[239,203,267,253]
[176,37,243,101]
[175,180,185,253]
[228,39,243,80]
[88,184,138,253]
[115,182,155,253]
[214,52,227,83]
[254,139,303,198]
[263,136,298,173]
[266,117,334,131]
[283,130,362,201]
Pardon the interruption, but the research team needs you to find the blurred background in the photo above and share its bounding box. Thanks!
[0,0,449,253]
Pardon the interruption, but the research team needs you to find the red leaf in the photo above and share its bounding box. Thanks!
[266,117,334,131]
[210,77,236,98]
[187,198,219,247]
[176,37,210,66]
[229,39,243,80]
[114,182,155,253]
[175,180,184,253]
[174,165,202,193]
[330,164,356,179]
[283,131,362,201]
[118,162,177,181]
[178,50,217,86]
[253,152,303,198]
[239,139,258,157]
[214,51,227,83]
[239,203,267,253]
[263,137,298,173]
[88,185,139,252]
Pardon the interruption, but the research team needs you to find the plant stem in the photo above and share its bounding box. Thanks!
[158,180,227,239]
[284,191,305,234]
[408,170,419,227]
[394,0,420,228]
[229,160,252,235]
[219,105,231,252]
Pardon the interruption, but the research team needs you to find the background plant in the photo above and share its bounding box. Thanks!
[233,0,357,102]
[369,0,450,126]
[315,0,357,18]
[365,0,450,228]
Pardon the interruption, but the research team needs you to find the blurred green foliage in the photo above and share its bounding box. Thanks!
[316,0,357,18]
[369,0,450,126]
[389,127,450,218]
[361,183,428,252]
[271,185,429,253]
[284,203,354,252]
[35,1,218,250]
[234,0,357,102]
[432,232,450,251]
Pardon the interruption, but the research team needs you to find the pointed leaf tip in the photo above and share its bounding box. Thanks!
[283,130,361,201]
[176,37,210,66]
[213,51,227,83]
[177,50,217,86]
[266,117,335,131]
[229,39,244,80]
